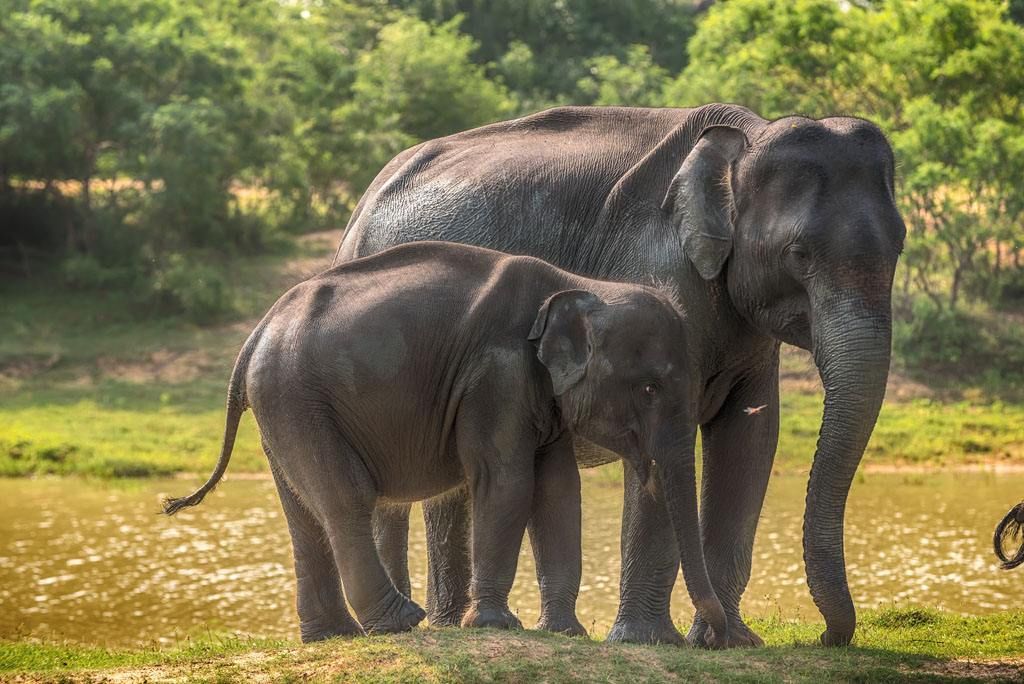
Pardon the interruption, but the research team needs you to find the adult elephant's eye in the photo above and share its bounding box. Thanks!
[784,243,813,277]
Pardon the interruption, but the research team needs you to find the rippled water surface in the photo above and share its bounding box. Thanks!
[1,472,1021,646]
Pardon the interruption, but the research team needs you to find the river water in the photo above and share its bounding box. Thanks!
[1,471,1020,646]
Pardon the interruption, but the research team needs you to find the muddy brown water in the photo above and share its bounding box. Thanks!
[1,471,1021,646]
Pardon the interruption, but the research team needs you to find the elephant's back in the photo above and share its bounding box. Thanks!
[337,106,692,267]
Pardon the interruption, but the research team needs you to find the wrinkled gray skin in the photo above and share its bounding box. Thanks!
[164,242,731,644]
[334,104,906,648]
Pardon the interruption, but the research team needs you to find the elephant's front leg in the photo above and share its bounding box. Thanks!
[606,461,685,645]
[528,433,586,636]
[686,360,780,648]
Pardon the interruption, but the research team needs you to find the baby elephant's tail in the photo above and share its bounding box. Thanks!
[162,326,262,515]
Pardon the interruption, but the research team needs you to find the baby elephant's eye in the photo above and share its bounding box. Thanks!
[642,383,660,401]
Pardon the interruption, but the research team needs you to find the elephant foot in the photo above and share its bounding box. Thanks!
[820,628,853,647]
[536,612,588,637]
[686,615,764,649]
[427,599,471,628]
[461,604,523,630]
[299,620,363,643]
[606,616,685,646]
[362,596,426,634]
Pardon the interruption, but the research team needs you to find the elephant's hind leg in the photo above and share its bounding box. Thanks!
[269,430,425,635]
[309,442,425,634]
[269,457,361,642]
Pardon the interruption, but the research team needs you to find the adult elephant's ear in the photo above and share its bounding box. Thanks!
[528,289,604,396]
[662,126,749,280]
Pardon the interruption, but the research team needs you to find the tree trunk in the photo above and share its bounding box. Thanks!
[950,265,961,309]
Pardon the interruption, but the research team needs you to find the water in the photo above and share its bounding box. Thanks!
[1,471,1021,646]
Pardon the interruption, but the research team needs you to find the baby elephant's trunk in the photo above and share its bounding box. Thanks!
[654,427,730,647]
[163,326,260,515]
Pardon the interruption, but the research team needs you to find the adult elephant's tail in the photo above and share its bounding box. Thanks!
[994,501,1024,570]
[162,323,265,515]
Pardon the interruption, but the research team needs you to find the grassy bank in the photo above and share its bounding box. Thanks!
[2,230,1023,479]
[3,609,1024,682]
[3,384,1023,479]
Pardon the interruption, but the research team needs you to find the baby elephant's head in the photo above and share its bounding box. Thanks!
[529,289,731,646]
[528,287,692,483]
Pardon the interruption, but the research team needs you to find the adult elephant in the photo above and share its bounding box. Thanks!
[331,103,905,648]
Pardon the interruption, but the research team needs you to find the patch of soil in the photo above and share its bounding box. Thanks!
[95,349,214,384]
[912,656,1024,681]
[0,353,61,381]
[272,229,344,290]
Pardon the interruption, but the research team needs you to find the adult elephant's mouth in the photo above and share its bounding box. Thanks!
[776,311,812,351]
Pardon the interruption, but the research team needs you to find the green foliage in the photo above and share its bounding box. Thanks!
[393,0,697,104]
[893,297,1024,388]
[667,0,860,115]
[894,297,983,367]
[672,0,1024,314]
[353,17,512,141]
[333,15,513,191]
[150,254,234,322]
[2,0,1023,373]
[576,45,670,107]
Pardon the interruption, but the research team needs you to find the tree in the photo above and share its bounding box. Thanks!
[668,0,1024,310]
[876,0,1024,308]
[333,16,514,192]
[664,0,862,116]
[575,45,670,107]
[391,0,697,103]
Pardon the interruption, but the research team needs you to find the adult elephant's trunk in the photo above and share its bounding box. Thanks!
[655,426,730,648]
[804,297,892,647]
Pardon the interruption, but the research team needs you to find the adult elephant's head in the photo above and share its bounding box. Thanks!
[664,110,906,646]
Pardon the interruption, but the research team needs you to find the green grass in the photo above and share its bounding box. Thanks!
[2,231,1023,479]
[0,232,333,478]
[2,610,1023,682]
[3,384,1022,479]
[779,392,1024,469]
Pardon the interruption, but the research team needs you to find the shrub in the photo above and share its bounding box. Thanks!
[149,254,234,323]
[894,297,987,368]
[995,269,1024,308]
[894,296,1024,387]
[61,254,137,290]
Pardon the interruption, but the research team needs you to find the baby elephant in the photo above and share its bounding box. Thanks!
[165,241,729,645]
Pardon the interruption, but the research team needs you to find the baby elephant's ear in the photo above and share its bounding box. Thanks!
[528,289,604,396]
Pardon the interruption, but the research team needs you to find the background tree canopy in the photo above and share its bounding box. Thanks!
[1,0,1022,375]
